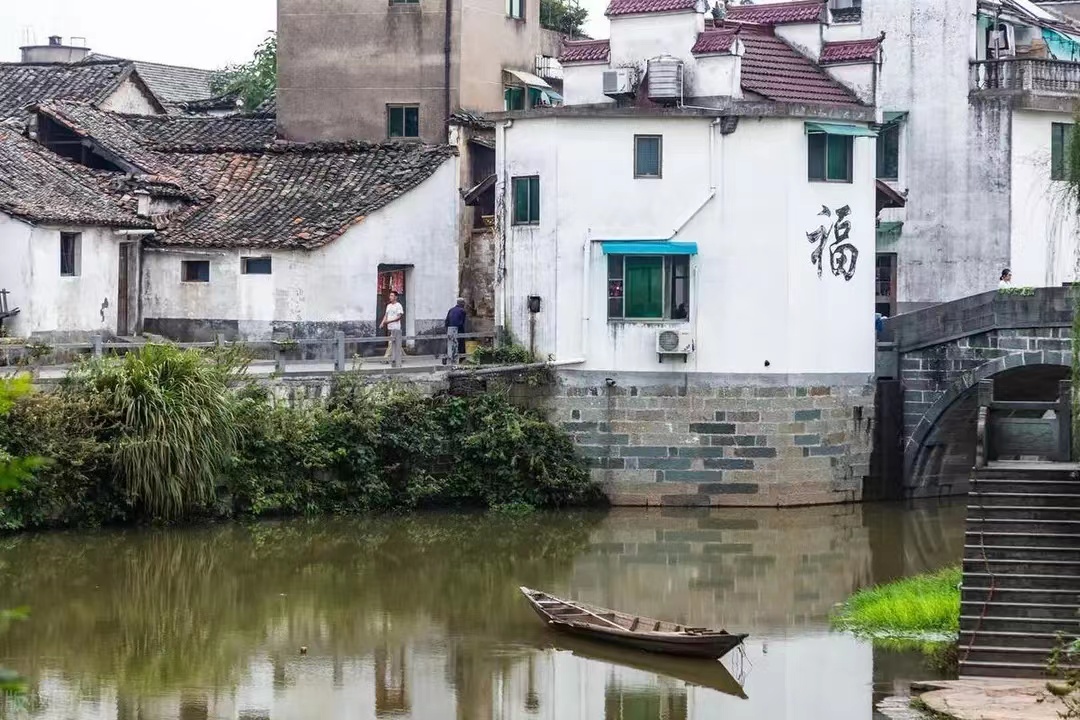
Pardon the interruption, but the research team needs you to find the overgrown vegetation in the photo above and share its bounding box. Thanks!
[210,32,276,112]
[467,342,535,366]
[0,345,599,531]
[831,566,961,643]
[1047,631,1080,718]
[540,0,589,36]
[997,286,1036,296]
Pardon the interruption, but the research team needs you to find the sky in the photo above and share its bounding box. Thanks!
[0,0,609,70]
[0,0,277,69]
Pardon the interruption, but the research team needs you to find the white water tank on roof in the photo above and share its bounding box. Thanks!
[648,55,684,104]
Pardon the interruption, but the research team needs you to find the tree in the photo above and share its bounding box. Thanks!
[540,0,589,37]
[211,32,277,113]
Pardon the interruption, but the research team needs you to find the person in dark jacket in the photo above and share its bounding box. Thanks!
[445,297,467,358]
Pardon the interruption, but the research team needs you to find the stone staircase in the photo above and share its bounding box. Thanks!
[959,467,1080,678]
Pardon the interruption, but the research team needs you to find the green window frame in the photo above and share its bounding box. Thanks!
[387,104,420,139]
[511,176,540,225]
[507,0,524,19]
[504,86,525,111]
[607,255,690,321]
[876,122,899,181]
[1052,122,1073,181]
[634,135,662,178]
[808,133,853,183]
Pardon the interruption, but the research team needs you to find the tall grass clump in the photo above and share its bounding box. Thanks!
[831,566,961,640]
[60,345,243,519]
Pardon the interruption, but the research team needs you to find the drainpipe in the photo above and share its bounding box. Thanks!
[694,118,722,368]
[444,0,453,142]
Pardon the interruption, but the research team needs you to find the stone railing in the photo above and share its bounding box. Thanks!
[971,58,1080,95]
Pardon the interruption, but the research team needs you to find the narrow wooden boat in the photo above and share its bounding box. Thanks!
[520,586,748,659]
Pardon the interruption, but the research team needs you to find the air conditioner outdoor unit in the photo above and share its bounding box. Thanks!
[656,329,694,357]
[603,68,634,97]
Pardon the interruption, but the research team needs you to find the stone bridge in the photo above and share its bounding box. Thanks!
[879,287,1074,497]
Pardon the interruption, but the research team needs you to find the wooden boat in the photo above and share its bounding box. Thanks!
[520,586,748,659]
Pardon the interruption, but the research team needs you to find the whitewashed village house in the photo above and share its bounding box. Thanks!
[493,0,889,505]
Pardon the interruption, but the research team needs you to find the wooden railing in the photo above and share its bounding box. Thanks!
[971,58,1080,95]
[974,378,1072,467]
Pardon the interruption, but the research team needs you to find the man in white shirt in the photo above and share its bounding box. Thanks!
[381,291,404,359]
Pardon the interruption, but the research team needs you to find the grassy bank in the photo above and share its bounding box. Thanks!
[0,345,601,531]
[831,566,962,642]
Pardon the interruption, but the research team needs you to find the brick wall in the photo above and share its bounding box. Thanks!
[544,371,876,507]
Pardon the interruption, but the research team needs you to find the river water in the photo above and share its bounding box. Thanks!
[0,501,965,720]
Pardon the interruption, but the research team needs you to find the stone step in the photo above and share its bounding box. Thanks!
[967,505,1080,521]
[972,477,1080,494]
[963,557,1080,576]
[974,469,1080,482]
[969,492,1080,507]
[960,600,1080,621]
[964,571,1080,591]
[965,544,1080,562]
[965,517,1080,535]
[959,659,1061,679]
[959,614,1080,634]
[958,629,1064,650]
[962,586,1080,606]
[960,646,1056,668]
[965,530,1080,547]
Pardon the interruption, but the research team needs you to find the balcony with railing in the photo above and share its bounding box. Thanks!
[971,59,1080,107]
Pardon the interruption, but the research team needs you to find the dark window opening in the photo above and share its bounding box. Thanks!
[387,105,420,138]
[182,260,210,283]
[634,135,662,178]
[512,175,540,225]
[875,253,897,317]
[608,254,690,321]
[241,257,272,275]
[808,133,853,183]
[1052,122,1073,181]
[60,231,81,277]
[508,0,525,20]
[38,115,127,172]
[876,123,900,181]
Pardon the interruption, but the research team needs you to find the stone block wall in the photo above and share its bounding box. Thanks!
[544,370,876,507]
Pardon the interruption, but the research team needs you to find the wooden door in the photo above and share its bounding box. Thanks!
[117,243,131,336]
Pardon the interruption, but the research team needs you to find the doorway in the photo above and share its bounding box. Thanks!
[375,264,410,338]
[117,243,135,336]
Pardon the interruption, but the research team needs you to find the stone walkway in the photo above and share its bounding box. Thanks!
[911,678,1069,720]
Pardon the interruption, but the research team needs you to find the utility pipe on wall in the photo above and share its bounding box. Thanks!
[444,0,453,142]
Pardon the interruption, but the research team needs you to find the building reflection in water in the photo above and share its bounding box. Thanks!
[0,501,965,720]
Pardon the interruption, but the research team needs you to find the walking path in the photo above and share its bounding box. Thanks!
[909,678,1069,720]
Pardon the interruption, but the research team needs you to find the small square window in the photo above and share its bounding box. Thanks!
[507,0,524,19]
[1052,122,1073,181]
[511,175,540,225]
[182,260,210,283]
[387,105,420,138]
[634,135,662,178]
[60,231,81,277]
[808,133,853,183]
[241,257,272,275]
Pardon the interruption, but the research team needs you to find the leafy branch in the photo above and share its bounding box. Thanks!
[210,32,276,112]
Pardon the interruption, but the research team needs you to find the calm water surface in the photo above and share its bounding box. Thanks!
[0,501,965,720]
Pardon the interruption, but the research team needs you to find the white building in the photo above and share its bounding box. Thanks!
[493,0,888,506]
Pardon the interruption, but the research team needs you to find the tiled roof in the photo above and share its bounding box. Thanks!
[120,114,277,151]
[692,30,738,55]
[560,39,611,63]
[253,94,276,116]
[820,38,881,64]
[0,60,134,120]
[449,110,495,130]
[726,1,825,25]
[87,54,216,108]
[154,142,456,249]
[0,126,148,228]
[739,28,861,106]
[606,0,695,17]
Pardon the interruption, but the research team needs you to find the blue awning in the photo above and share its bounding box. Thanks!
[601,241,698,255]
[805,121,877,137]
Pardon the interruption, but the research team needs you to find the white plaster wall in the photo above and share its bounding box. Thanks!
[776,23,823,61]
[141,160,459,339]
[825,22,865,42]
[0,214,128,336]
[561,64,614,106]
[693,54,742,99]
[497,116,876,375]
[1010,109,1080,288]
[98,77,161,115]
[825,63,874,105]
[609,12,704,72]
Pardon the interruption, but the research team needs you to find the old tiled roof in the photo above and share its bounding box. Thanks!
[87,54,216,109]
[560,39,611,63]
[692,30,738,55]
[726,0,825,25]
[738,27,861,106]
[820,38,882,64]
[0,126,149,227]
[119,114,277,151]
[0,60,135,120]
[449,110,494,130]
[153,142,456,249]
[606,0,695,16]
[253,94,276,116]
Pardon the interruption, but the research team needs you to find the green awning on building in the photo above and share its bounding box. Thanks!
[804,122,878,137]
[601,241,698,255]
[877,221,904,245]
[883,111,908,124]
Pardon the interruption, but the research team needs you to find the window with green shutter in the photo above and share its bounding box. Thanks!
[607,255,690,321]
[504,86,525,111]
[808,133,853,182]
[387,105,420,138]
[511,176,540,225]
[1052,122,1072,181]
[634,135,662,178]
